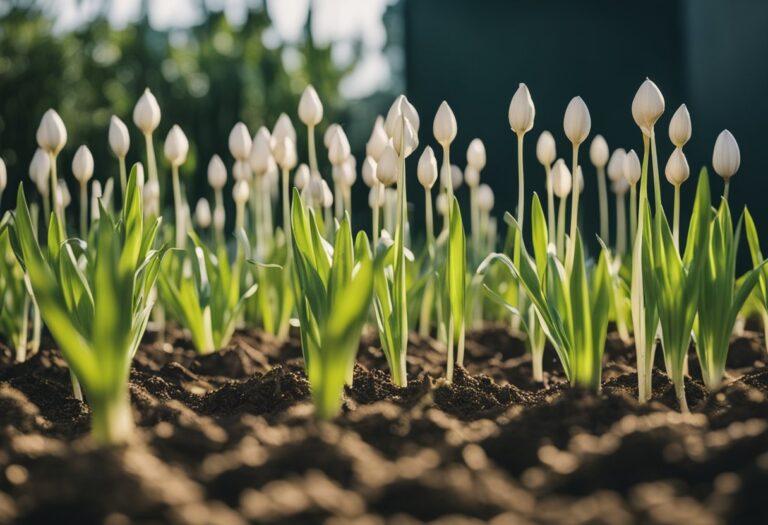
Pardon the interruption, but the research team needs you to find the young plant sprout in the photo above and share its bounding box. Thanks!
[536,130,557,242]
[290,189,373,419]
[133,88,162,188]
[108,115,131,197]
[10,167,167,443]
[72,145,94,238]
[696,196,765,390]
[164,124,190,248]
[589,135,610,243]
[563,96,591,272]
[712,130,740,201]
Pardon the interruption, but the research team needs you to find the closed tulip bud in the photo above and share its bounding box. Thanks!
[233,179,250,205]
[72,145,94,184]
[294,163,310,189]
[589,135,609,168]
[417,146,438,189]
[442,163,463,190]
[668,104,691,148]
[91,180,102,220]
[366,117,389,160]
[133,88,161,134]
[464,166,480,188]
[228,122,252,161]
[36,109,67,154]
[328,127,351,165]
[0,158,6,193]
[362,156,378,188]
[433,101,457,146]
[272,113,296,145]
[563,96,591,145]
[536,131,556,167]
[340,158,356,187]
[195,198,212,228]
[606,148,627,182]
[108,115,130,158]
[612,177,629,195]
[508,83,535,134]
[56,181,71,209]
[392,116,418,158]
[213,206,225,230]
[369,183,385,208]
[324,123,341,149]
[298,85,323,126]
[274,136,298,170]
[134,163,145,188]
[551,159,572,198]
[207,155,227,189]
[712,130,740,180]
[376,142,399,186]
[249,127,273,174]
[164,125,189,167]
[308,174,325,206]
[623,149,641,185]
[575,165,584,193]
[665,148,690,186]
[143,180,159,216]
[385,95,420,138]
[477,183,495,212]
[29,148,50,189]
[232,160,250,182]
[631,79,665,136]
[436,193,448,216]
[466,138,486,171]
[321,180,333,209]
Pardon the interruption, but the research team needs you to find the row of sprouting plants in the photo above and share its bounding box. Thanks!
[0,78,766,445]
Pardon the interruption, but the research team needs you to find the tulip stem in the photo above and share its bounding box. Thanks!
[214,188,224,248]
[48,152,64,236]
[723,180,730,202]
[545,163,555,244]
[616,191,627,255]
[282,167,291,246]
[597,166,609,243]
[79,183,87,239]
[650,130,662,216]
[372,202,380,246]
[630,184,637,246]
[557,197,567,260]
[470,185,480,261]
[171,164,184,248]
[235,202,245,232]
[419,187,436,338]
[307,124,319,175]
[144,132,158,184]
[118,156,127,199]
[566,143,580,273]
[673,184,681,252]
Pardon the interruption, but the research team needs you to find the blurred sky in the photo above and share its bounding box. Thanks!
[49,0,392,98]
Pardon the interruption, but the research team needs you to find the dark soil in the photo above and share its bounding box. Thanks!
[1,323,768,524]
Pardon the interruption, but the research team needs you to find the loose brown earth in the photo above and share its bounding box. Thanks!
[1,323,768,524]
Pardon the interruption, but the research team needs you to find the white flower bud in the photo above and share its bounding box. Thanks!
[508,83,535,134]
[0,158,6,193]
[632,78,665,137]
[575,165,584,193]
[589,134,609,169]
[207,155,227,189]
[56,180,71,209]
[477,184,495,212]
[712,130,740,180]
[134,162,145,188]
[563,96,591,145]
[249,127,273,174]
[665,148,690,186]
[228,122,252,161]
[323,123,340,149]
[623,149,641,185]
[417,146,438,189]
[321,179,333,209]
[361,156,378,188]
[551,159,572,198]
[433,101,457,146]
[392,116,418,158]
[233,179,250,205]
[108,115,130,158]
[612,177,629,195]
[328,127,351,166]
[91,180,102,221]
[29,148,50,191]
[298,85,323,126]
[385,95,419,138]
[164,125,189,167]
[465,166,480,188]
[466,139,486,171]
[368,182,385,209]
[233,160,250,182]
[36,109,67,155]
[143,180,160,216]
[376,142,398,186]
[341,157,357,187]
[536,131,556,167]
[606,148,627,182]
[294,164,310,190]
[668,104,691,148]
[272,113,296,146]
[194,198,212,228]
[366,116,389,160]
[308,174,325,206]
[436,193,448,216]
[274,136,298,170]
[72,145,94,184]
[213,206,225,230]
[133,88,161,134]
[441,163,463,190]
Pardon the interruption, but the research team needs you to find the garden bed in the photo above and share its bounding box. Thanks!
[1,325,767,524]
